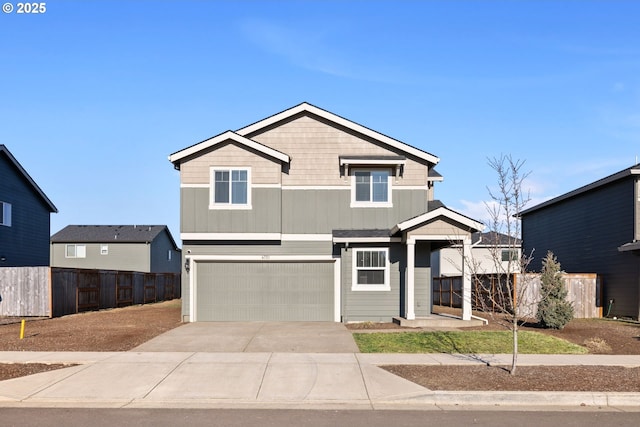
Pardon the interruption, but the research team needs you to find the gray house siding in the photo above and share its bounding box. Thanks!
[51,242,151,272]
[150,232,182,273]
[522,178,638,318]
[181,188,281,234]
[339,242,431,322]
[0,153,52,267]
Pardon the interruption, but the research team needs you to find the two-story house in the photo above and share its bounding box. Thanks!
[169,103,483,323]
[51,225,181,274]
[0,145,58,267]
[521,164,640,320]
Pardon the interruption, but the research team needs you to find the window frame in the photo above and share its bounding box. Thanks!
[0,201,11,227]
[350,168,392,208]
[351,247,391,291]
[65,244,86,258]
[209,167,252,210]
[501,249,519,262]
[100,244,109,255]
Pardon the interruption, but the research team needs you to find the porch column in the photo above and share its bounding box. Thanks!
[462,238,472,321]
[406,239,416,320]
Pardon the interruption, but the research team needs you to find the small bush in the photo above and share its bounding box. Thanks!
[536,251,574,329]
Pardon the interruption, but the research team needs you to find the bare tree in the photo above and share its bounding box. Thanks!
[471,154,535,375]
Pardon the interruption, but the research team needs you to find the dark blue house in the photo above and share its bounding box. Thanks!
[0,145,58,266]
[520,164,640,320]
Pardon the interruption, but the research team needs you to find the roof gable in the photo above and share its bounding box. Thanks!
[169,131,290,168]
[0,145,57,213]
[520,164,640,216]
[392,206,484,235]
[236,102,440,165]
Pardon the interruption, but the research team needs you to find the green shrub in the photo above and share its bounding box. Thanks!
[536,251,574,329]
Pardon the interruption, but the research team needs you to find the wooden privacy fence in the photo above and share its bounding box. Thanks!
[433,273,602,319]
[0,267,180,318]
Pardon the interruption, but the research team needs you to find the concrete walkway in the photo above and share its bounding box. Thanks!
[0,352,639,410]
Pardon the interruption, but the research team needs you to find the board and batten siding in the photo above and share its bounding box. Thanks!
[522,177,639,318]
[51,242,151,273]
[247,114,430,187]
[0,153,52,267]
[179,142,282,185]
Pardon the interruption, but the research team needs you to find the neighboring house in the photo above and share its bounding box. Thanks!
[51,225,181,274]
[0,145,58,266]
[431,232,522,277]
[520,164,640,319]
[169,102,483,323]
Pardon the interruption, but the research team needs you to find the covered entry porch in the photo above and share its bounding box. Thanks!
[392,206,484,322]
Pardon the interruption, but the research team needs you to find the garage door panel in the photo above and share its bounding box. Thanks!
[196,261,334,321]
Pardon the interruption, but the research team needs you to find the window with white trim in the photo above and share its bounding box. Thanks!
[0,202,11,227]
[210,167,251,209]
[351,170,392,207]
[352,248,390,291]
[65,244,86,258]
[100,244,109,255]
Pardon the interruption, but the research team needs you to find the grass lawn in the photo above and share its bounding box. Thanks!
[353,331,588,354]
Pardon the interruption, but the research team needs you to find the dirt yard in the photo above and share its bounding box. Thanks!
[1,301,639,391]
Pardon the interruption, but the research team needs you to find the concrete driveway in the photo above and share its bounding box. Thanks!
[132,322,360,353]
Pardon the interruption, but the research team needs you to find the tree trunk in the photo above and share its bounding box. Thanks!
[511,319,518,375]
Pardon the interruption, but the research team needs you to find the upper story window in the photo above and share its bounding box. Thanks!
[66,244,86,258]
[210,167,251,209]
[100,244,109,255]
[352,248,391,291]
[0,202,11,227]
[351,170,392,207]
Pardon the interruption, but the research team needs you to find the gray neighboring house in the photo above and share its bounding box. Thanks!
[51,225,181,274]
[431,232,522,277]
[169,102,483,323]
[0,145,58,267]
[520,164,640,319]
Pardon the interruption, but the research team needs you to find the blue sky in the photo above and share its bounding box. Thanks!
[2,1,639,241]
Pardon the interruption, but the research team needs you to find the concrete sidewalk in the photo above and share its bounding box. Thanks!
[0,352,638,410]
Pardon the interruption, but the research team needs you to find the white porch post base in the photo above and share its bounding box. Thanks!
[406,240,416,320]
[462,239,472,321]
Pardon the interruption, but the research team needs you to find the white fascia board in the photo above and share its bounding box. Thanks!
[169,131,290,165]
[333,237,402,244]
[187,254,336,262]
[236,103,440,165]
[392,207,485,234]
[406,234,472,244]
[181,233,281,241]
[339,158,407,166]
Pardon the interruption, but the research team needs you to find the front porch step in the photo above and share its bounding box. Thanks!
[393,314,485,328]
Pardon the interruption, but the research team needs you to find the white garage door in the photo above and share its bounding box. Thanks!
[194,261,335,321]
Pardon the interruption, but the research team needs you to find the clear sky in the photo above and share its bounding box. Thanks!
[2,1,638,241]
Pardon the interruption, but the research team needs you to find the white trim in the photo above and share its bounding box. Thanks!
[187,254,340,322]
[333,237,402,243]
[406,234,472,244]
[339,158,407,166]
[209,167,252,210]
[392,207,484,234]
[283,185,350,191]
[281,234,333,241]
[350,168,393,208]
[0,201,11,227]
[169,130,290,165]
[181,233,282,241]
[406,241,415,320]
[235,103,440,165]
[351,247,391,292]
